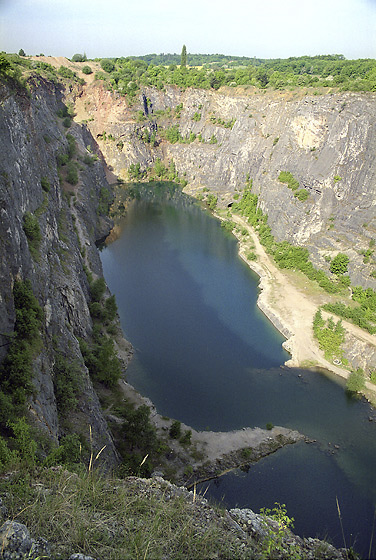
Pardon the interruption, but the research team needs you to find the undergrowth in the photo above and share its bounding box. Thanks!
[0,467,254,560]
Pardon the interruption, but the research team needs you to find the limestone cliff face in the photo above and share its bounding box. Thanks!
[79,84,376,290]
[1,74,375,454]
[0,78,121,465]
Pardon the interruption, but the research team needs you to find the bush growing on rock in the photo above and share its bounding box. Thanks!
[169,420,182,439]
[330,253,349,275]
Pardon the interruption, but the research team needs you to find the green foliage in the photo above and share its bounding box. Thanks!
[9,417,37,468]
[206,193,218,210]
[23,212,41,257]
[221,220,235,233]
[346,368,365,394]
[161,124,196,145]
[294,188,309,201]
[82,65,92,75]
[57,104,72,118]
[259,503,297,559]
[313,310,345,361]
[66,133,76,157]
[0,53,11,75]
[44,433,83,467]
[66,162,78,185]
[58,65,77,80]
[209,115,236,129]
[180,45,187,68]
[323,286,376,334]
[164,124,181,143]
[192,111,201,121]
[14,280,43,337]
[232,183,339,293]
[169,420,182,439]
[80,333,122,388]
[98,186,112,215]
[63,116,72,128]
[330,253,349,275]
[0,435,18,472]
[18,48,26,57]
[83,153,98,165]
[57,152,69,166]
[104,295,118,322]
[278,171,299,191]
[41,176,50,192]
[72,53,87,62]
[128,162,145,180]
[100,58,115,73]
[120,404,157,452]
[175,103,183,118]
[90,277,106,302]
[154,158,167,179]
[179,429,192,445]
[53,354,83,415]
[209,134,218,144]
[266,423,274,430]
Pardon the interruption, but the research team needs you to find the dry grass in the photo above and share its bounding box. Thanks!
[0,467,253,559]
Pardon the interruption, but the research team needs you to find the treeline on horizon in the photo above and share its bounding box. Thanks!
[2,50,376,94]
[94,52,376,93]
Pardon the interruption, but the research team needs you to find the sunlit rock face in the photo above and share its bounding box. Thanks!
[81,84,376,289]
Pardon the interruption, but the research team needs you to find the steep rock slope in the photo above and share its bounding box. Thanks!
[77,83,376,289]
[0,77,122,465]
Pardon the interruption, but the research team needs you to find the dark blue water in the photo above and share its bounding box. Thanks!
[101,192,376,557]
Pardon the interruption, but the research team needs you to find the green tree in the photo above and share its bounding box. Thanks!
[330,253,349,275]
[0,54,11,75]
[90,277,106,302]
[72,53,87,62]
[346,368,365,394]
[169,420,182,439]
[180,45,187,68]
[18,49,26,57]
[100,58,115,73]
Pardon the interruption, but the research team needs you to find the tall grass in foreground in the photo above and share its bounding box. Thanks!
[0,468,252,560]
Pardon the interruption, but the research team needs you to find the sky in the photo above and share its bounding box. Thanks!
[1,0,375,60]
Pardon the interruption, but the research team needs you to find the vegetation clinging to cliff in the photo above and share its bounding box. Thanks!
[232,182,343,294]
[0,280,43,431]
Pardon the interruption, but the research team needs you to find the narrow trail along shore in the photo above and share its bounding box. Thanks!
[230,212,376,393]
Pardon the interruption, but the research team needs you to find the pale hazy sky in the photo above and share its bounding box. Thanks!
[1,0,375,60]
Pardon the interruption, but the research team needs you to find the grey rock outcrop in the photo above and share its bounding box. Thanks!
[81,84,376,290]
[0,520,50,559]
[0,78,122,466]
[230,508,348,559]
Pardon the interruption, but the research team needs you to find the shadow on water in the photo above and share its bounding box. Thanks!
[101,187,376,557]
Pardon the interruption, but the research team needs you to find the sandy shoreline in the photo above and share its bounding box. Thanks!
[227,213,376,394]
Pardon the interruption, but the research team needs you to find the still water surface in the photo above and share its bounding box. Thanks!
[100,191,376,556]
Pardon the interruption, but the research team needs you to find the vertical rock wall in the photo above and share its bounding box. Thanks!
[0,78,120,466]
